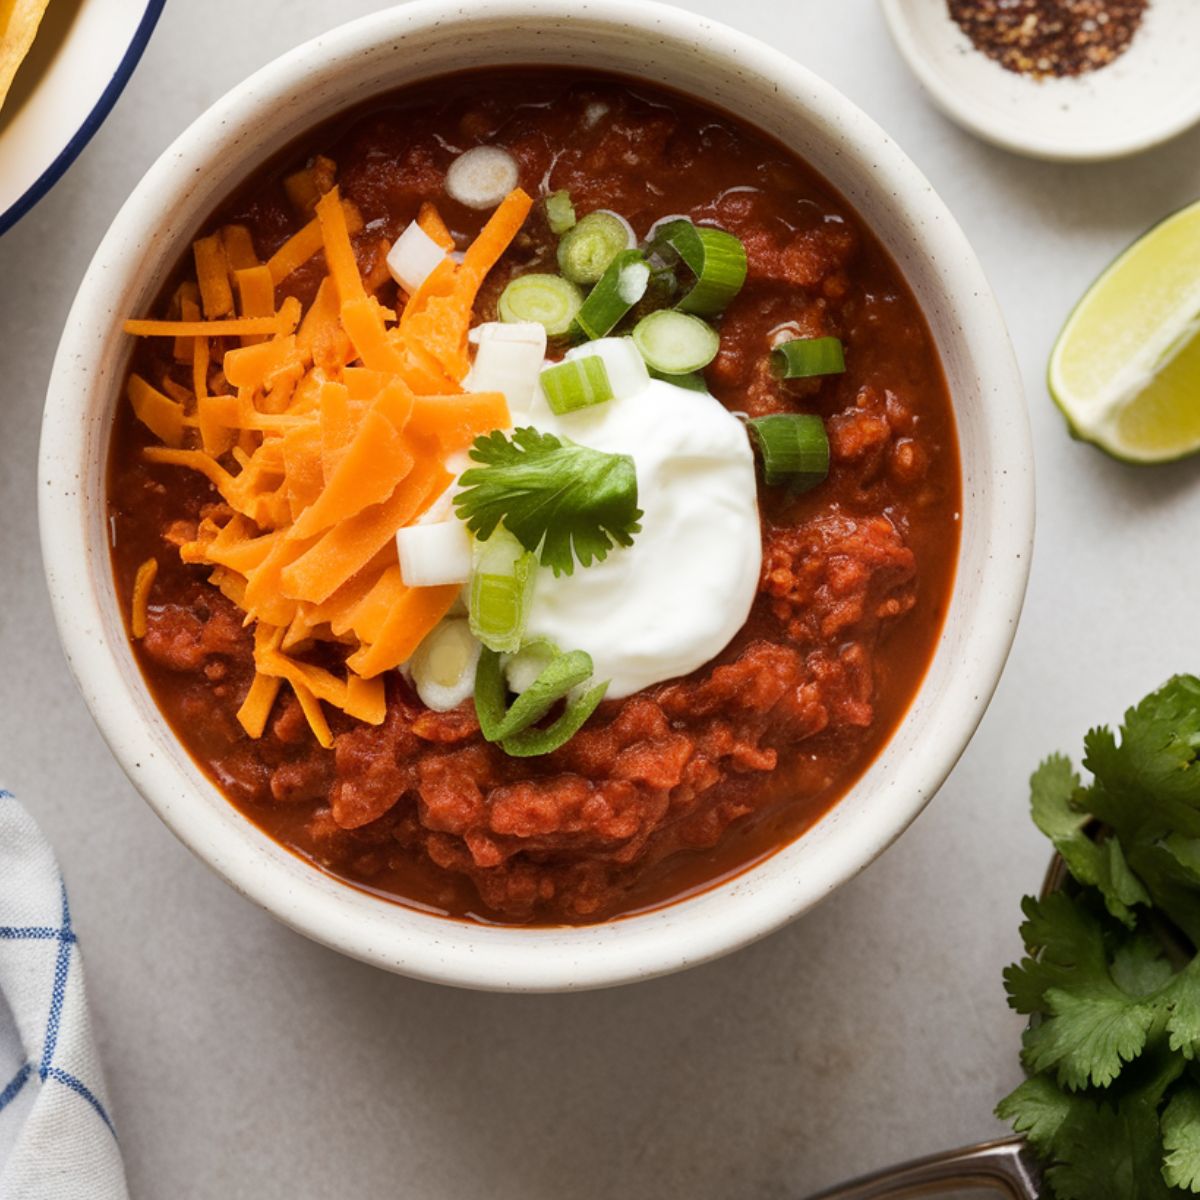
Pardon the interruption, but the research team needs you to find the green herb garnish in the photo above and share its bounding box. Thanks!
[468,527,536,654]
[474,643,608,758]
[998,675,1200,1198]
[453,427,642,577]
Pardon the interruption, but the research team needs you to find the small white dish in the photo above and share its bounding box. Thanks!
[880,0,1200,161]
[39,0,1032,992]
[0,0,164,236]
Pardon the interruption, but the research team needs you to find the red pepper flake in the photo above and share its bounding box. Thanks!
[947,0,1148,79]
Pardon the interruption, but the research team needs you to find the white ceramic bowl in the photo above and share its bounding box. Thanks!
[39,0,1032,992]
[880,0,1200,161]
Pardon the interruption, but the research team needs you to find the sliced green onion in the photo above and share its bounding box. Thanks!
[645,218,747,315]
[772,336,845,379]
[446,146,519,210]
[491,651,592,740]
[557,211,634,285]
[632,264,680,320]
[475,642,610,756]
[468,648,600,748]
[632,310,720,375]
[468,528,536,653]
[539,356,615,414]
[499,680,609,757]
[648,367,709,393]
[643,213,689,245]
[746,413,830,492]
[574,249,650,341]
[498,273,583,339]
[473,645,512,739]
[545,190,576,235]
[566,337,648,401]
[410,619,481,712]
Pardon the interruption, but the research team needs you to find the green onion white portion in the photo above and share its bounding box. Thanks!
[631,310,720,374]
[386,221,448,294]
[617,258,651,305]
[445,145,520,210]
[410,618,482,711]
[465,321,547,418]
[504,638,560,694]
[498,273,583,338]
[396,519,472,587]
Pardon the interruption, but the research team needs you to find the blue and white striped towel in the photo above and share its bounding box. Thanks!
[0,792,128,1199]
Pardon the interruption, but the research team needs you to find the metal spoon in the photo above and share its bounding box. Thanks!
[804,1135,1041,1198]
[802,854,1080,1199]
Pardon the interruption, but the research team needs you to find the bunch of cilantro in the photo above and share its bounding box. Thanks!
[998,675,1200,1198]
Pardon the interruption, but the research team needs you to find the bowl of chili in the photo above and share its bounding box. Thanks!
[38,0,1032,990]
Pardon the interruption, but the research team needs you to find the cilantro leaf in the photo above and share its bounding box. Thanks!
[1162,1087,1200,1191]
[1110,936,1176,999]
[1166,971,1200,1062]
[1007,890,1200,1090]
[1024,985,1157,1091]
[998,1051,1185,1200]
[1125,841,1200,956]
[1003,891,1112,1017]
[1032,754,1149,927]
[1164,834,1200,882]
[1083,677,1200,844]
[453,427,643,577]
[996,1074,1074,1151]
[1044,1085,1177,1200]
[999,675,1200,1199]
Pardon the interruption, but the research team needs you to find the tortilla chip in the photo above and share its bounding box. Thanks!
[0,0,51,114]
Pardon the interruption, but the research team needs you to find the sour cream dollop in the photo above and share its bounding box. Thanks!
[515,352,762,699]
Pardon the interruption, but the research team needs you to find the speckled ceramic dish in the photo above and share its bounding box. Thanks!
[38,0,1032,991]
[881,0,1200,161]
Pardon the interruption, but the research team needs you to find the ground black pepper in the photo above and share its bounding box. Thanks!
[947,0,1149,79]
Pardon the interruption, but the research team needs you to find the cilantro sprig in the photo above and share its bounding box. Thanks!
[452,427,642,577]
[998,676,1200,1199]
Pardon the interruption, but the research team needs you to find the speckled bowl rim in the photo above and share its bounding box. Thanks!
[38,0,1033,992]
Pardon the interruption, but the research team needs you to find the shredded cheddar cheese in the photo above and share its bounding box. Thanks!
[123,166,530,748]
[125,316,284,339]
[130,558,158,639]
[417,201,456,253]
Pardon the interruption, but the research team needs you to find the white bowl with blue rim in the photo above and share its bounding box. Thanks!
[38,0,1033,991]
[0,0,164,237]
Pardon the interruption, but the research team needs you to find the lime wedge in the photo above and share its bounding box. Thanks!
[1049,199,1200,463]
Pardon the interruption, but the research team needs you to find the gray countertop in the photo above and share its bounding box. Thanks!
[3,1,1199,1195]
